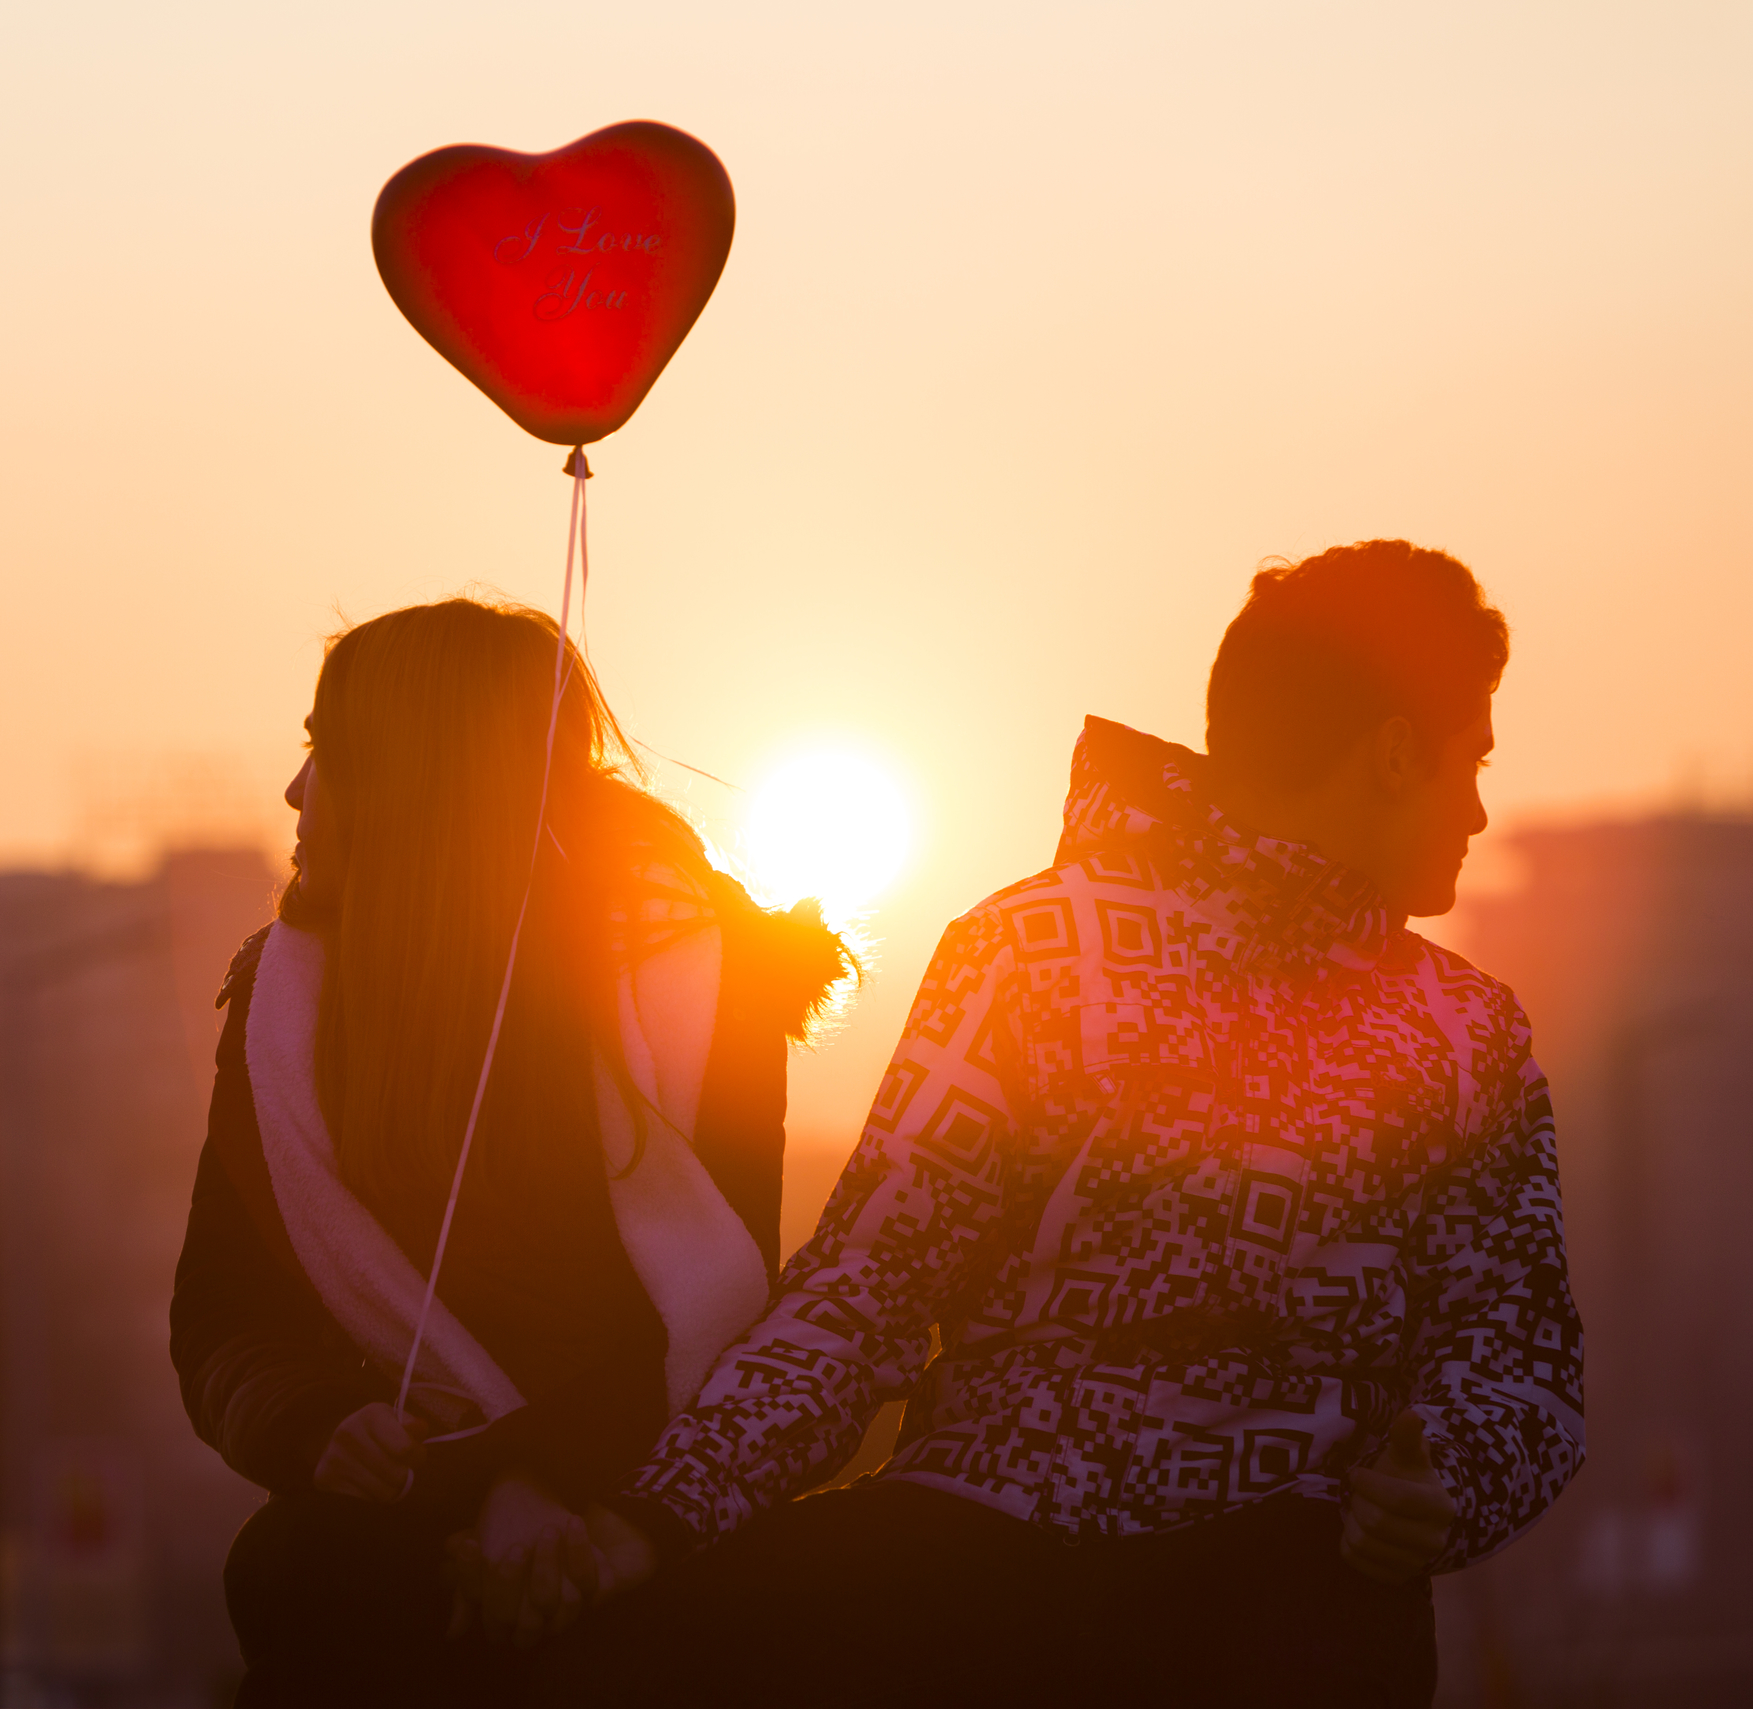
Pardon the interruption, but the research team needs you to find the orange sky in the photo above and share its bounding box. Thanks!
[3,2,1750,1146]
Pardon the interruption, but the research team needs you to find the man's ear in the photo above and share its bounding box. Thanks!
[1369,715,1422,798]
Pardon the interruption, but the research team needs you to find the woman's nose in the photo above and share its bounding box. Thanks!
[285,756,310,811]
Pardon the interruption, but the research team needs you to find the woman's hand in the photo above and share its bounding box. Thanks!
[312,1403,428,1502]
[446,1473,596,1647]
[1341,1410,1458,1583]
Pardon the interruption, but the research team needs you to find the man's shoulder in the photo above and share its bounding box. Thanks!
[929,878,1040,968]
[931,839,1280,1011]
[1392,927,1533,1058]
[938,848,1165,968]
[960,843,1173,924]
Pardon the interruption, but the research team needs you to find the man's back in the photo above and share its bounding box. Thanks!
[546,541,1583,1709]
[626,715,1583,1570]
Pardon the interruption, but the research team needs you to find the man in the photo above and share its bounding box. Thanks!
[536,538,1584,1708]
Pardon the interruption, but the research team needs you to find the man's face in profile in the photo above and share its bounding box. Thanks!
[1395,700,1494,918]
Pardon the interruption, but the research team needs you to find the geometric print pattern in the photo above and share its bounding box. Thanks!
[629,721,1585,1572]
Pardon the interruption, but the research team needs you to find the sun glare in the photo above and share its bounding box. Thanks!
[745,750,911,921]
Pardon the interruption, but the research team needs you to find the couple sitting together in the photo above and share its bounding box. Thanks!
[171,537,1583,1708]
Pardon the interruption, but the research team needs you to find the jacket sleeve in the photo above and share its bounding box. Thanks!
[1403,1042,1586,1570]
[170,1007,380,1493]
[618,907,1019,1550]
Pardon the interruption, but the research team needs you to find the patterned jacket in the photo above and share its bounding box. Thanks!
[627,717,1585,1569]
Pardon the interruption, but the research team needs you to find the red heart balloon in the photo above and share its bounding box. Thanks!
[372,122,735,447]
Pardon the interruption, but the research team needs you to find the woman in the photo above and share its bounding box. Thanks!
[170,598,849,1707]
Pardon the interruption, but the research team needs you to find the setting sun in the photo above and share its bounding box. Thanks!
[744,749,911,921]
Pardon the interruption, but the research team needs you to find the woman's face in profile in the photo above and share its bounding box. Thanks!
[284,712,343,912]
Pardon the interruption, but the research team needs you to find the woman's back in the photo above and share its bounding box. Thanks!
[171,595,851,1706]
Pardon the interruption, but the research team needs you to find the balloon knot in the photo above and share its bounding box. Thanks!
[563,449,594,479]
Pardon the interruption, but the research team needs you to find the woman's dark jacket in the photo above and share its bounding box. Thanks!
[169,882,846,1532]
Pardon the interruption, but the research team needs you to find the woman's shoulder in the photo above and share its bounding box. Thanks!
[215,922,275,1013]
[612,855,717,970]
[617,855,852,1042]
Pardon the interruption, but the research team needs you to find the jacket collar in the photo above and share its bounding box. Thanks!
[1055,716,1392,976]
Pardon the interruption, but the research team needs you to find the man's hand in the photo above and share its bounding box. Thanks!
[1341,1409,1457,1583]
[584,1504,659,1602]
[312,1403,428,1502]
[444,1496,660,1644]
[445,1473,596,1648]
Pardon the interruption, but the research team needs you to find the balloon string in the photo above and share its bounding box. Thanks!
[395,450,588,1421]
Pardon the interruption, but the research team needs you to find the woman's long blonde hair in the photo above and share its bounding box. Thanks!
[280,597,705,1267]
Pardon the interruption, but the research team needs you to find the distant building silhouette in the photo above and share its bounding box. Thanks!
[1436,816,1753,1708]
[0,850,277,1706]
